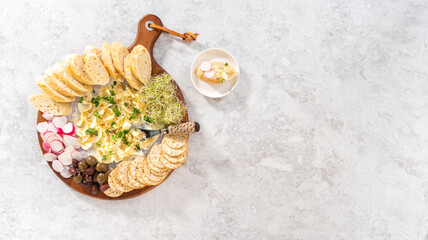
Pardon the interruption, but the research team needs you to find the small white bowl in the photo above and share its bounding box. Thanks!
[190,48,240,98]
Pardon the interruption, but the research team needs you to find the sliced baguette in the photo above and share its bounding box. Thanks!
[83,52,110,85]
[36,75,75,102]
[101,42,123,82]
[124,54,142,90]
[66,54,97,85]
[130,45,151,85]
[111,41,129,77]
[84,45,102,59]
[51,62,92,93]
[44,69,83,97]
[29,94,72,116]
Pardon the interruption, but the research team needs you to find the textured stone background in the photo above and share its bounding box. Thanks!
[1,0,428,239]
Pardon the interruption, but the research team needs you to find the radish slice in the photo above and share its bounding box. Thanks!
[58,151,72,165]
[43,153,57,162]
[50,140,64,153]
[43,131,55,139]
[37,122,48,134]
[64,146,75,153]
[52,116,67,128]
[63,135,80,149]
[47,123,57,132]
[62,123,75,135]
[60,167,72,178]
[199,61,212,71]
[52,160,64,172]
[42,142,51,152]
[55,134,63,142]
[204,70,215,79]
[57,128,64,135]
[42,112,54,121]
[45,136,59,144]
[71,151,83,161]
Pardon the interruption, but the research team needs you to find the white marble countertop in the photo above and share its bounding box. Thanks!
[1,0,428,239]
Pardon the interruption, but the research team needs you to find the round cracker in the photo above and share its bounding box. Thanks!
[160,154,184,169]
[147,160,169,176]
[148,144,166,169]
[107,169,120,192]
[127,158,146,189]
[161,143,187,157]
[162,134,189,149]
[103,187,123,198]
[163,146,188,164]
[136,160,152,185]
[117,161,134,190]
[143,163,169,185]
[109,162,133,192]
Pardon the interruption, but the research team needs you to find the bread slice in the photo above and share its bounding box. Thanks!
[124,54,142,90]
[50,62,92,93]
[83,52,110,85]
[36,75,75,102]
[29,94,72,116]
[44,68,82,97]
[101,42,123,82]
[66,54,97,85]
[111,41,129,77]
[130,45,151,85]
[84,45,102,59]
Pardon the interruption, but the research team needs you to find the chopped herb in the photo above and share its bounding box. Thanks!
[143,115,153,123]
[102,155,107,161]
[105,129,110,133]
[113,81,117,86]
[85,128,98,136]
[92,90,95,93]
[109,90,115,96]
[136,144,140,150]
[112,105,121,117]
[102,96,115,105]
[123,130,129,134]
[133,128,138,131]
[221,78,225,82]
[109,150,113,154]
[96,142,101,147]
[111,122,116,128]
[225,62,229,66]
[124,102,129,107]
[132,107,141,114]
[93,110,101,119]
[79,97,83,103]
[129,114,137,120]
[91,97,101,107]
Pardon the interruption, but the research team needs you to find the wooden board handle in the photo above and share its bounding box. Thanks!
[168,122,200,135]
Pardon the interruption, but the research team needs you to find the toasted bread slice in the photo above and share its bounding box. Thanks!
[50,62,92,93]
[37,75,75,102]
[111,41,129,77]
[29,94,72,116]
[124,54,142,90]
[101,42,123,82]
[66,54,97,85]
[44,68,82,97]
[130,45,151,85]
[84,45,102,59]
[84,53,110,85]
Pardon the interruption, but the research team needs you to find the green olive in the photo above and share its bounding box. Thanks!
[95,163,108,173]
[73,174,83,184]
[86,155,98,166]
[96,173,108,185]
[78,161,89,172]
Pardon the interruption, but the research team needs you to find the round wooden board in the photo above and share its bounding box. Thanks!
[36,14,189,200]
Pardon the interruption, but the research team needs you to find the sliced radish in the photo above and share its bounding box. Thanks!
[45,136,59,144]
[37,122,48,134]
[50,140,64,153]
[58,151,72,165]
[71,151,83,161]
[64,146,75,153]
[57,128,64,135]
[42,142,51,152]
[43,153,57,162]
[43,131,55,139]
[199,61,212,71]
[42,112,54,121]
[52,160,64,172]
[63,135,80,149]
[62,123,75,135]
[52,116,67,128]
[47,123,57,132]
[55,134,63,142]
[204,69,215,79]
[60,167,72,178]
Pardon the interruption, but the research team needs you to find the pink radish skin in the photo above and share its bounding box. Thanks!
[63,135,80,149]
[58,151,72,165]
[43,153,57,162]
[42,142,51,152]
[52,160,64,172]
[52,116,67,128]
[60,167,72,178]
[42,112,54,121]
[37,122,48,134]
[199,61,212,72]
[47,123,57,133]
[204,70,215,79]
[71,151,83,161]
[62,123,75,135]
[57,128,64,135]
[50,140,64,153]
[52,149,64,155]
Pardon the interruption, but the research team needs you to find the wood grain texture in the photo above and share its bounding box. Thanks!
[36,14,189,200]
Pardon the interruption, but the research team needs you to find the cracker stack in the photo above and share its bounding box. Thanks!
[103,134,189,198]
